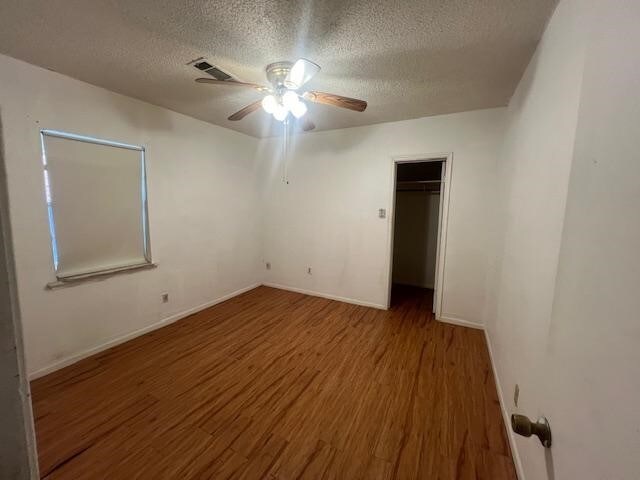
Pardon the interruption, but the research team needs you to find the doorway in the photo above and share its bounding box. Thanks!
[387,155,451,316]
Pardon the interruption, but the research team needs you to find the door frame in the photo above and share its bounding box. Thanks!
[0,111,40,478]
[385,152,453,319]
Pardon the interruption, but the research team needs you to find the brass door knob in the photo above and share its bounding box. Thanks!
[511,414,552,448]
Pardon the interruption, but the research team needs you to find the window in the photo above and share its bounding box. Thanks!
[40,130,151,281]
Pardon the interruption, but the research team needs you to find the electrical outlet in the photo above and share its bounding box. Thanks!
[378,208,386,219]
[307,267,312,274]
[514,384,520,407]
[266,262,271,270]
[161,292,169,303]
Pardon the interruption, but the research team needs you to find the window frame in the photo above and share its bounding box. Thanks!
[40,129,152,283]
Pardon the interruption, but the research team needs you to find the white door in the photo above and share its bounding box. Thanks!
[535,6,640,478]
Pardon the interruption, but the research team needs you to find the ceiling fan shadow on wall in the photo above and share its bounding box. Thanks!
[195,59,367,132]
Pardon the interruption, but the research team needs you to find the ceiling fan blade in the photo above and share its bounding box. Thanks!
[228,100,263,121]
[196,78,270,92]
[303,91,367,112]
[285,59,321,90]
[300,118,315,132]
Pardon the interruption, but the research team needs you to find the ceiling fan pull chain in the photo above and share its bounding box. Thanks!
[282,118,290,184]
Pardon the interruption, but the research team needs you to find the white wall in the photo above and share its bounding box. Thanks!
[0,54,262,377]
[392,191,440,288]
[1,53,506,374]
[259,108,506,324]
[488,0,640,479]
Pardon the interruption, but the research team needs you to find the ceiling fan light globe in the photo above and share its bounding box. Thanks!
[285,58,320,90]
[261,95,277,114]
[287,61,305,89]
[273,104,288,121]
[282,90,299,110]
[291,101,308,119]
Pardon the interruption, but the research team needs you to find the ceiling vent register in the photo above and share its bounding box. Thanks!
[190,59,233,82]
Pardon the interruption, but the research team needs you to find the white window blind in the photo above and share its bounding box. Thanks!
[41,130,151,280]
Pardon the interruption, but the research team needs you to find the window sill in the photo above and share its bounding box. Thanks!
[46,262,157,290]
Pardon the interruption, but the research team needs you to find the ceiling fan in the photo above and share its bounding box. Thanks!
[195,59,367,131]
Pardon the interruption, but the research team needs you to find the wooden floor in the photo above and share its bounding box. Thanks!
[31,285,516,479]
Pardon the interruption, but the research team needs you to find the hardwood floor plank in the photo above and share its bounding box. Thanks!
[31,285,516,479]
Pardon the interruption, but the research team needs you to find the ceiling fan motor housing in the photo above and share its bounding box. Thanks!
[265,61,293,90]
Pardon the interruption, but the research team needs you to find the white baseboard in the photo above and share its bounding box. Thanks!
[262,282,387,310]
[28,283,260,380]
[484,329,525,480]
[437,314,484,330]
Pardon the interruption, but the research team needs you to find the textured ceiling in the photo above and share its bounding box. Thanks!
[0,0,556,137]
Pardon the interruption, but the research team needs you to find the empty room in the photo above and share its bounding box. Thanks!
[1,0,639,479]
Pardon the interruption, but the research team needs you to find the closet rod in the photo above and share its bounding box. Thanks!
[396,180,441,184]
[396,189,441,193]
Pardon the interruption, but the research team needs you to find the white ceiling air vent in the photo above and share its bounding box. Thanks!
[188,58,234,81]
